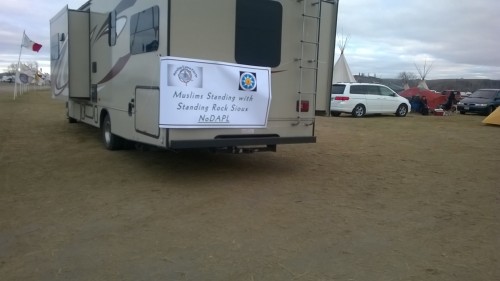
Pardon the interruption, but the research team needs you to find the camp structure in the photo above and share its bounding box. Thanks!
[399,87,447,112]
[482,107,500,126]
[331,36,356,83]
[50,0,339,153]
[415,60,433,90]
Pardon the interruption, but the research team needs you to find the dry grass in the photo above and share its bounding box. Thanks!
[1,87,499,281]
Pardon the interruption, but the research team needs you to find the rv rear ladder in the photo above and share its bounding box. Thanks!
[295,0,324,126]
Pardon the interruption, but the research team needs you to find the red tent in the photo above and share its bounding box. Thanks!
[399,88,448,110]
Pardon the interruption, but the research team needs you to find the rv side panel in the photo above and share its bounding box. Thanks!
[316,1,338,113]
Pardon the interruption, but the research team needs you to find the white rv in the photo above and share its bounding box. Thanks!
[50,0,338,153]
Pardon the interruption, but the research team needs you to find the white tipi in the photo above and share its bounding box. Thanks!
[332,37,356,83]
[415,60,433,90]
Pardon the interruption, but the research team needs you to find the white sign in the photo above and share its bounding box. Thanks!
[159,57,272,128]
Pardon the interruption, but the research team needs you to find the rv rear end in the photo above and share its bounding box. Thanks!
[50,0,338,153]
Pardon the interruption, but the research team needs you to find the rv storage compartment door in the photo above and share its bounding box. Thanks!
[135,87,160,138]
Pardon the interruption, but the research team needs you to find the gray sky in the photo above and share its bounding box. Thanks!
[1,0,499,80]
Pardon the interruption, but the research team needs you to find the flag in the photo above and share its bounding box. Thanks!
[22,32,42,52]
[16,64,35,84]
[16,71,33,84]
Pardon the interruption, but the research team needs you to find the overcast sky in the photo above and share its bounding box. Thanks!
[1,0,499,80]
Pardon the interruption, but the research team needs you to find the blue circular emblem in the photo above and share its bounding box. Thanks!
[240,72,257,91]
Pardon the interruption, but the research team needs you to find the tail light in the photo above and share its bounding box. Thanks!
[296,100,310,112]
[335,96,350,101]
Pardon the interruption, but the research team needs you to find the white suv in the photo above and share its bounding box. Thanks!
[330,83,411,117]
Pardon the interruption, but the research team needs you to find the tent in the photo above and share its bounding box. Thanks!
[415,60,433,90]
[332,38,356,83]
[482,107,500,126]
[399,87,448,111]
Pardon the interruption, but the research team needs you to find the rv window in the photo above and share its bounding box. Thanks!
[130,6,159,55]
[50,33,60,61]
[235,0,282,67]
[109,11,117,46]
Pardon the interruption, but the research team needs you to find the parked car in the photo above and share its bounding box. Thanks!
[456,89,500,115]
[441,90,462,101]
[330,83,411,117]
[1,76,14,83]
[462,92,472,98]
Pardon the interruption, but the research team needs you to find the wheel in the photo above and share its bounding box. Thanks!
[395,104,408,117]
[331,111,341,117]
[460,111,466,115]
[101,114,124,150]
[351,104,365,118]
[484,106,494,116]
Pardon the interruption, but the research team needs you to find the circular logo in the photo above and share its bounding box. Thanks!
[240,72,257,91]
[178,67,193,85]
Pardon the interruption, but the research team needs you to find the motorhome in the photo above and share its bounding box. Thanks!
[50,0,338,153]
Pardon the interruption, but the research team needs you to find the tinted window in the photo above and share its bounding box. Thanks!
[130,6,159,55]
[235,0,282,67]
[365,85,380,95]
[379,86,395,96]
[350,85,367,95]
[331,84,346,95]
[109,11,117,46]
[470,90,497,99]
[50,33,60,61]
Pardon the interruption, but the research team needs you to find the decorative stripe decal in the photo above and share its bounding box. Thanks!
[97,53,132,84]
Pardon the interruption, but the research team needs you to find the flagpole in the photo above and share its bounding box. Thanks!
[13,31,25,100]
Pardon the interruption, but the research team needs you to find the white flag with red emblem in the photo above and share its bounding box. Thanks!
[22,32,42,52]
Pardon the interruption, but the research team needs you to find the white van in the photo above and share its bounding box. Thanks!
[330,83,411,117]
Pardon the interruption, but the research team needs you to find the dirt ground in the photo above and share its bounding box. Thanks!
[1,84,499,281]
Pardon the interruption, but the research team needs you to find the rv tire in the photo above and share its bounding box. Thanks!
[101,114,124,150]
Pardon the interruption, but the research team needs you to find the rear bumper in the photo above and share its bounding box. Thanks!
[170,136,316,149]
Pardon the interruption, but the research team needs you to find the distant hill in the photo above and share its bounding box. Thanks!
[353,75,500,93]
[425,79,500,92]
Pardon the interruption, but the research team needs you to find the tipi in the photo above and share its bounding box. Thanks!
[482,107,500,126]
[415,60,433,90]
[332,37,356,83]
